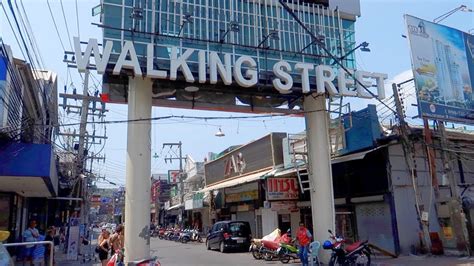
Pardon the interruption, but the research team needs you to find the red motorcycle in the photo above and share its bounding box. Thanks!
[158,228,166,239]
[323,230,371,266]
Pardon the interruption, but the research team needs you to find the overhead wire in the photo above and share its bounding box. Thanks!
[17,0,45,69]
[45,0,66,52]
[59,0,74,50]
[0,2,27,59]
[6,0,47,102]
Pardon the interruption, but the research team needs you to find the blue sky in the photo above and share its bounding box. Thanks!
[1,0,473,187]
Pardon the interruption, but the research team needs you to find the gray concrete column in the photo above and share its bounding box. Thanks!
[303,94,335,263]
[124,77,152,263]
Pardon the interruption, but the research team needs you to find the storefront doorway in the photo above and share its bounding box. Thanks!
[335,207,356,243]
[300,207,313,235]
[278,214,291,233]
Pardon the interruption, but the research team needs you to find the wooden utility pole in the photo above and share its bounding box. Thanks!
[423,119,439,195]
[437,121,471,256]
[393,83,431,252]
[163,142,186,224]
[59,70,107,238]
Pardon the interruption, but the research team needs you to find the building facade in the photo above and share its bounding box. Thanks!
[202,133,287,238]
[99,0,362,114]
[0,41,59,242]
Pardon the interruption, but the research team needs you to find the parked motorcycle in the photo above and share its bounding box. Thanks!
[249,239,263,260]
[180,229,191,244]
[150,228,159,238]
[323,230,371,266]
[259,239,280,261]
[277,242,300,264]
[158,228,166,240]
[190,229,203,243]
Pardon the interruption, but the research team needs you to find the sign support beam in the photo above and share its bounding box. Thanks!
[125,77,152,263]
[304,94,335,263]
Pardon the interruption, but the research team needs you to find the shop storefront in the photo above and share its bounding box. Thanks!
[266,144,397,253]
[262,176,300,236]
[0,193,25,242]
[202,133,287,238]
[225,182,259,237]
[184,192,211,232]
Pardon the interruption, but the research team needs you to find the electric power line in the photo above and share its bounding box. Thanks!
[46,0,66,52]
[59,0,74,50]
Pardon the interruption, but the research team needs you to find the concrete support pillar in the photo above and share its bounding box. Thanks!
[124,77,152,263]
[303,94,335,263]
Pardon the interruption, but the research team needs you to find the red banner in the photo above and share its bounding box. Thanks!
[266,177,299,201]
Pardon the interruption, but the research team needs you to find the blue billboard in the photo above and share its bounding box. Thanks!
[405,15,474,124]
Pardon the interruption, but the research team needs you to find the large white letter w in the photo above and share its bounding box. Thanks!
[74,37,112,74]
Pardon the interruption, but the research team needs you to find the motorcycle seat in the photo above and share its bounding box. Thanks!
[261,240,280,250]
[345,241,364,253]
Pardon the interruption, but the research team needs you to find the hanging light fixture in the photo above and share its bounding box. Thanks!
[215,128,225,137]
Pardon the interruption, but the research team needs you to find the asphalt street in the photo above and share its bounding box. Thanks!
[150,238,301,266]
[149,238,474,266]
[52,237,474,266]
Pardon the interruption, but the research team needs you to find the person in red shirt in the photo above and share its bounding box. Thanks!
[296,222,312,266]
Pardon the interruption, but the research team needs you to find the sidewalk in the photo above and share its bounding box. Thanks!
[372,254,474,266]
[53,238,99,266]
[54,246,100,266]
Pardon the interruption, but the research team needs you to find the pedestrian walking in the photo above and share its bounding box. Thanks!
[32,235,45,266]
[23,219,40,265]
[44,227,55,265]
[296,222,312,266]
[109,225,124,257]
[97,230,111,266]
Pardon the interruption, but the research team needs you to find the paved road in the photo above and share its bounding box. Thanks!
[149,238,474,266]
[150,238,300,266]
[53,237,474,266]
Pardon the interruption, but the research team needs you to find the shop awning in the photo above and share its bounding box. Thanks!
[331,146,386,164]
[198,168,273,193]
[167,203,183,211]
[274,146,386,177]
[0,142,58,197]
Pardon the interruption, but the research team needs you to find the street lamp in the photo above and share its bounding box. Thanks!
[433,5,472,23]
[215,128,225,137]
[338,42,370,61]
[220,21,240,43]
[258,29,280,48]
[178,12,193,37]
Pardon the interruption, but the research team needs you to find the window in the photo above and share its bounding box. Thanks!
[228,222,250,235]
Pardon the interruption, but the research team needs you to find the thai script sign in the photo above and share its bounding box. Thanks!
[266,177,299,201]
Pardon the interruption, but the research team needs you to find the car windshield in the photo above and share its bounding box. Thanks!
[228,222,250,235]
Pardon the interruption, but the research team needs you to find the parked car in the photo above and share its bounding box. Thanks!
[206,221,252,253]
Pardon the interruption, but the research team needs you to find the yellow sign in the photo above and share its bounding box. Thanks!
[442,226,453,240]
[226,190,258,203]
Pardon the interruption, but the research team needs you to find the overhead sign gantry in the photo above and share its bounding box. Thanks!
[72,0,386,263]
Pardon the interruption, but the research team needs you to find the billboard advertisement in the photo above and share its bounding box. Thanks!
[405,15,474,124]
